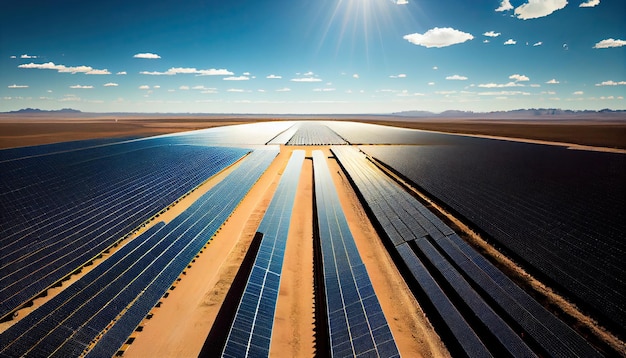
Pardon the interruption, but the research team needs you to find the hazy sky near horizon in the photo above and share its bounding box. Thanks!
[1,0,624,114]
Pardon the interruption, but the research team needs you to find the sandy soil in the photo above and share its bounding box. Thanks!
[123,148,291,358]
[270,150,315,357]
[327,153,449,357]
[122,145,447,358]
[362,119,626,150]
[1,115,624,150]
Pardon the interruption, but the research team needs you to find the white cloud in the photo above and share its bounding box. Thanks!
[514,0,567,20]
[227,88,245,92]
[483,40,490,43]
[428,82,435,85]
[179,85,190,90]
[133,53,161,59]
[593,39,626,48]
[139,85,151,90]
[478,91,531,96]
[197,69,234,76]
[266,74,282,79]
[140,67,234,76]
[478,82,524,88]
[353,73,359,79]
[396,0,408,4]
[8,84,28,88]
[303,71,315,76]
[18,62,109,75]
[389,74,407,78]
[276,87,291,92]
[573,91,584,95]
[86,69,111,75]
[243,72,251,76]
[533,41,543,46]
[546,78,560,84]
[10,55,17,59]
[20,54,38,59]
[509,74,530,82]
[595,80,626,86]
[432,66,438,70]
[496,0,514,11]
[403,27,474,48]
[446,74,468,80]
[103,83,118,87]
[153,85,160,89]
[291,77,322,82]
[484,31,501,37]
[117,71,127,75]
[69,85,93,89]
[313,88,336,92]
[223,76,250,81]
[579,0,599,7]
[504,39,517,45]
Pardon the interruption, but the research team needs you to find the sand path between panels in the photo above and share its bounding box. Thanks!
[326,152,449,358]
[270,147,315,357]
[123,145,448,358]
[123,147,292,358]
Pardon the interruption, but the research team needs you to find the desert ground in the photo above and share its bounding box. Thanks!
[1,115,624,357]
[1,114,625,150]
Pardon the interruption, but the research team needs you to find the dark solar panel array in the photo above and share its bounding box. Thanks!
[0,139,249,320]
[312,150,399,358]
[222,150,305,358]
[332,146,601,358]
[285,122,347,146]
[0,148,279,358]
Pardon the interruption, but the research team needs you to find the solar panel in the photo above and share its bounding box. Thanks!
[312,150,399,358]
[0,142,250,320]
[0,148,280,357]
[222,150,305,358]
[331,146,601,357]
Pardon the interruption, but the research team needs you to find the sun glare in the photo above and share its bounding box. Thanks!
[314,0,404,59]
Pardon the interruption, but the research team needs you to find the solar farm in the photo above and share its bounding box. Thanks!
[0,120,623,357]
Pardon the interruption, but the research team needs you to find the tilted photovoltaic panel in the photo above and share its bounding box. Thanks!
[313,150,399,358]
[222,150,305,358]
[0,148,279,357]
[331,146,601,357]
[0,140,249,321]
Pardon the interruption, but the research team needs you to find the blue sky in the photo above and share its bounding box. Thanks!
[1,0,624,114]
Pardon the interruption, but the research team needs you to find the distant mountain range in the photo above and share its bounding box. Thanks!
[6,108,82,114]
[392,108,626,119]
[2,107,625,119]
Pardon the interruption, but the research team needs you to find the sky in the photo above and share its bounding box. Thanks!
[0,0,624,114]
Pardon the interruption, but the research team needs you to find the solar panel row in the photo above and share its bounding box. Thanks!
[0,141,248,320]
[285,123,347,146]
[312,150,399,358]
[331,146,601,358]
[0,148,279,358]
[222,150,305,358]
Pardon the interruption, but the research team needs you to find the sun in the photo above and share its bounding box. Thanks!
[310,0,416,62]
